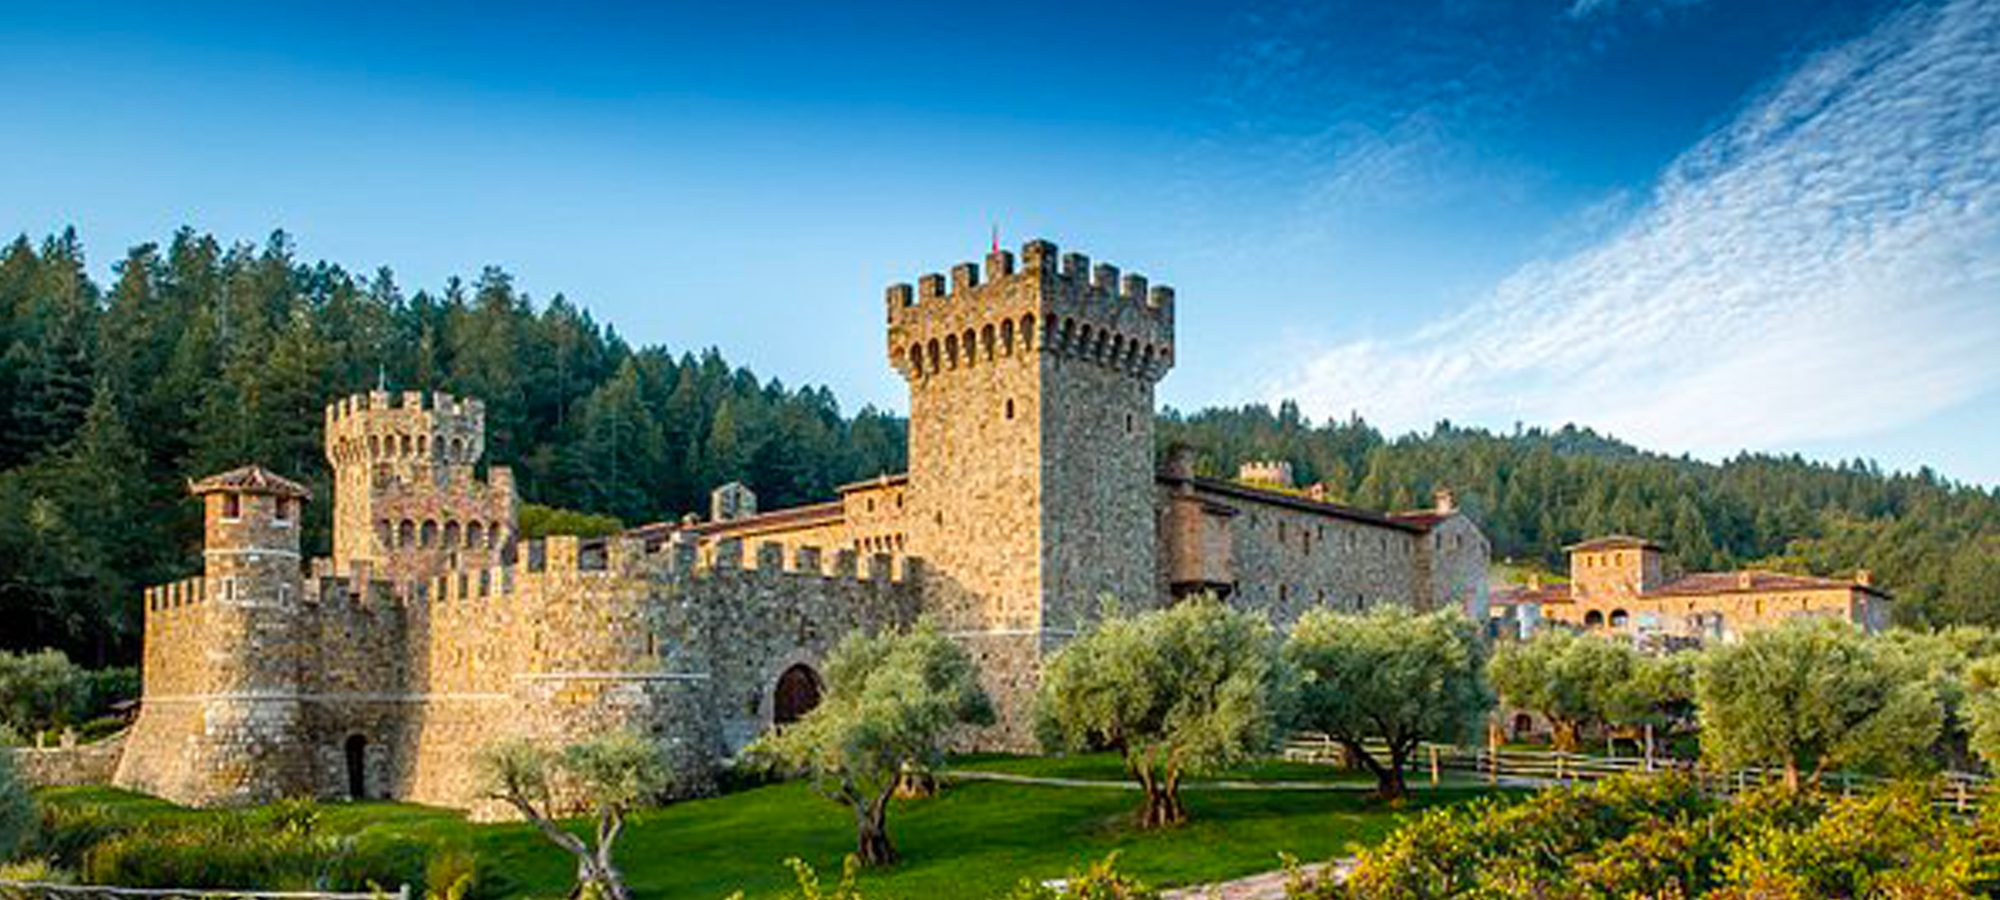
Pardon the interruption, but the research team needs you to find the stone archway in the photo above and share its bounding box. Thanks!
[773,664,823,727]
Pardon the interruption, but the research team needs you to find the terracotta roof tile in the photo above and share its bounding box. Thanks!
[187,465,311,500]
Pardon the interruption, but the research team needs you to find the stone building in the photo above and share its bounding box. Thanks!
[116,240,1490,811]
[1490,534,1890,645]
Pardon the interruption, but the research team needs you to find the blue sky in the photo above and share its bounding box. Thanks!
[4,0,1997,485]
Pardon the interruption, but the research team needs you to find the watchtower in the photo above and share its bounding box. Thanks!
[887,240,1174,742]
[186,466,315,803]
[323,390,517,584]
[1566,535,1664,598]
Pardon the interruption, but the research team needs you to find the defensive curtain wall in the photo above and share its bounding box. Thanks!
[116,467,920,816]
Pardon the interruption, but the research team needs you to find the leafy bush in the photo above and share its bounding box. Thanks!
[1003,853,1160,900]
[75,811,426,892]
[0,857,75,883]
[0,748,33,862]
[0,651,137,738]
[1337,775,1995,900]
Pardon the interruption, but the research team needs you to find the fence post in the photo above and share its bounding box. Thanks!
[400,883,414,900]
[1958,776,1970,815]
[1643,724,1655,773]
[1488,724,1499,785]
[1429,745,1440,787]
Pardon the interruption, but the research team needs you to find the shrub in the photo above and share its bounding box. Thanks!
[78,811,425,891]
[1002,853,1159,900]
[0,747,33,862]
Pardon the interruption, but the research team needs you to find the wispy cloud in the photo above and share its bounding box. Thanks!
[1271,0,2000,457]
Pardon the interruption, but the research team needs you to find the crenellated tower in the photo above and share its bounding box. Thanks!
[323,390,517,585]
[887,239,1174,743]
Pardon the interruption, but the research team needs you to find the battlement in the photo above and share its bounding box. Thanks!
[324,390,487,468]
[144,576,208,613]
[886,239,1175,384]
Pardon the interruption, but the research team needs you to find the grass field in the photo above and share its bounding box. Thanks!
[36,755,1513,900]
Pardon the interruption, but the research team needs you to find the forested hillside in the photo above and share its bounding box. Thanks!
[0,229,905,663]
[1159,404,2000,628]
[2,229,1994,664]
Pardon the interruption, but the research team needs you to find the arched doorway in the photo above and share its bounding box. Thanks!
[344,735,368,800]
[773,664,823,726]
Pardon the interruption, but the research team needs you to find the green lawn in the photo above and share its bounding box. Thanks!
[37,758,1513,900]
[951,751,1486,787]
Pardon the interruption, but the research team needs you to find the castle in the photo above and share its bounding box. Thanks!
[113,241,1490,812]
[1490,535,1891,646]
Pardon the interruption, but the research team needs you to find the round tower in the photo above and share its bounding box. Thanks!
[187,465,315,804]
[323,389,516,583]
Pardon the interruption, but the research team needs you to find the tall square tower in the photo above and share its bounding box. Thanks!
[886,240,1175,743]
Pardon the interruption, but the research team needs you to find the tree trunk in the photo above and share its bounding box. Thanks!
[1781,759,1800,792]
[1551,719,1580,753]
[1380,746,1411,802]
[573,856,630,900]
[1139,782,1186,829]
[855,800,899,867]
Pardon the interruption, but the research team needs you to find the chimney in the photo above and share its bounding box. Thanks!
[1855,569,1874,587]
[1434,488,1457,514]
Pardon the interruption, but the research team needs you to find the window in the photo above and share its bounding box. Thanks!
[1125,413,1134,434]
[1005,398,1015,420]
[274,498,292,523]
[221,493,241,520]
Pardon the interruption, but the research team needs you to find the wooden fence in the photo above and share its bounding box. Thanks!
[0,882,410,900]
[1282,733,1992,816]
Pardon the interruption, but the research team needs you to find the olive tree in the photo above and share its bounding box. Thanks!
[1961,655,2000,773]
[475,729,668,900]
[1283,607,1490,800]
[1487,629,1637,751]
[758,621,994,867]
[1696,618,1943,790]
[1036,596,1284,828]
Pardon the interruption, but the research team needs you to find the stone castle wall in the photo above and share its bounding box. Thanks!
[120,527,921,812]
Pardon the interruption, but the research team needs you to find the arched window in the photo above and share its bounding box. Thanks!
[909,343,925,376]
[369,434,381,457]
[774,664,823,726]
[1000,319,1015,353]
[418,435,429,457]
[398,520,416,547]
[981,324,996,360]
[1610,609,1630,628]
[927,339,941,373]
[1021,314,1036,349]
[444,520,461,548]
[400,434,413,456]
[421,520,438,548]
[963,329,977,364]
[1584,610,1605,628]
[944,334,959,368]
[376,520,392,549]
[467,521,485,549]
